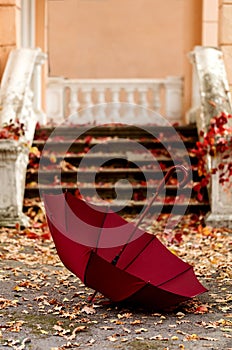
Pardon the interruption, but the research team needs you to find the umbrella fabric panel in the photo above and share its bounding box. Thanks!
[96,232,153,266]
[158,267,207,297]
[123,283,190,310]
[85,253,147,302]
[65,193,110,248]
[125,237,191,286]
[97,212,145,249]
[66,193,109,227]
[44,193,67,231]
[46,217,92,282]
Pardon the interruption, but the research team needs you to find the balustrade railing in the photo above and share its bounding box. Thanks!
[46,76,183,125]
[0,48,46,226]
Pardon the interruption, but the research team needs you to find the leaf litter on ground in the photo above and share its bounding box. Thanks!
[0,211,231,349]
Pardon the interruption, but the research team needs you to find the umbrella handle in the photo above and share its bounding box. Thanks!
[137,165,190,225]
[111,165,190,266]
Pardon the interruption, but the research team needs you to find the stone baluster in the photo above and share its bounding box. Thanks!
[138,87,149,120]
[68,85,79,116]
[123,86,136,122]
[31,52,47,125]
[46,77,65,124]
[164,76,183,122]
[94,87,107,123]
[109,87,121,122]
[81,87,93,124]
[151,84,161,113]
[138,87,148,107]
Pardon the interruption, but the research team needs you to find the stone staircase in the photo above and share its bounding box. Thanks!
[24,124,209,216]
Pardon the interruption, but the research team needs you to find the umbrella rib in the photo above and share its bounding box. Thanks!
[156,266,193,289]
[95,205,110,253]
[122,235,155,271]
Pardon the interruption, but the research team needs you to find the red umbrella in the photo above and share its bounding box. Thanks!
[44,165,207,310]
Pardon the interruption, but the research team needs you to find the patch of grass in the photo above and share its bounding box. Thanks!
[1,311,71,336]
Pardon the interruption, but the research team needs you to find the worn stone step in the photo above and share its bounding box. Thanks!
[34,124,199,140]
[33,138,197,154]
[24,122,209,215]
[35,152,198,169]
[26,167,201,184]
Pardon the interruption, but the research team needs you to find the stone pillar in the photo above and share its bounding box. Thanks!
[0,0,21,79]
[0,140,29,227]
[205,152,232,228]
[190,46,232,227]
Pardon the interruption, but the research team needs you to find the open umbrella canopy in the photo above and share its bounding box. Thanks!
[44,166,207,310]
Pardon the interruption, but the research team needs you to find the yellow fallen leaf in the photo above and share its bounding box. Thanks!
[171,336,179,340]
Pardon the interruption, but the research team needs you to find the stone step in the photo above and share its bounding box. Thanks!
[24,123,209,215]
[26,166,201,183]
[34,124,199,140]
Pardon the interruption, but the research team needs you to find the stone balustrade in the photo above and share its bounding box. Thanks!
[0,48,46,226]
[0,48,47,142]
[46,76,183,125]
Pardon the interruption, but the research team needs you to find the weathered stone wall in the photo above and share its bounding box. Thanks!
[0,0,21,80]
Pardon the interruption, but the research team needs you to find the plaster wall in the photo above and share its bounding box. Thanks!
[0,0,20,79]
[47,0,202,114]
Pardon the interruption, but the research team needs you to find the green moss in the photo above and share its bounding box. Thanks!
[1,311,72,336]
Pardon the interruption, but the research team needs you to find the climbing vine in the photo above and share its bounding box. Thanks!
[0,119,25,140]
[192,112,232,201]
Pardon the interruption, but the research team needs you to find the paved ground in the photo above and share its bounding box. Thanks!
[0,218,231,350]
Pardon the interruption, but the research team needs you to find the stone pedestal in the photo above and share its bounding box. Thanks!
[205,153,232,228]
[0,139,29,227]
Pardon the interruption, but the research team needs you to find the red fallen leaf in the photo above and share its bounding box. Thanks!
[84,146,90,153]
[159,163,167,170]
[170,232,183,245]
[219,163,225,170]
[49,298,59,305]
[84,135,92,144]
[193,183,201,192]
[15,222,20,232]
[41,232,51,240]
[194,305,209,314]
[200,177,209,187]
[211,168,217,174]
[25,231,39,239]
[36,122,41,130]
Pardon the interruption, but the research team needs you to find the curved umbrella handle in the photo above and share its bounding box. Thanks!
[111,165,190,266]
[156,164,189,193]
[137,165,190,226]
